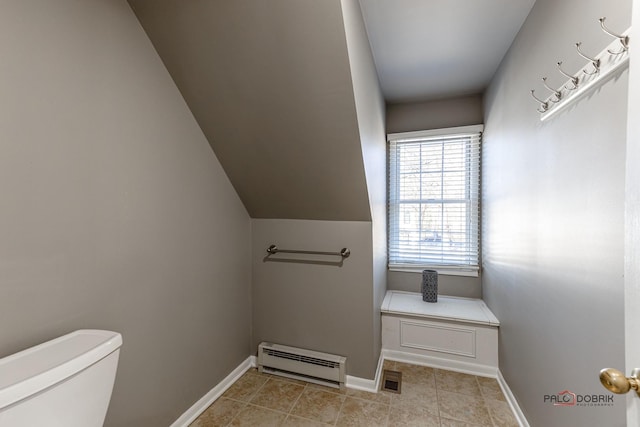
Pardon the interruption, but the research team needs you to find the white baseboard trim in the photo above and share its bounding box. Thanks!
[172,351,530,427]
[171,353,383,425]
[345,353,385,393]
[345,375,376,392]
[497,369,530,427]
[381,349,498,378]
[170,356,256,427]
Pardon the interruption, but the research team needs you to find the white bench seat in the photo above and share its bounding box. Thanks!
[381,291,500,376]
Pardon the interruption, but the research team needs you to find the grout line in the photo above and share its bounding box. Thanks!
[334,395,346,426]
[248,376,270,404]
[225,373,274,426]
[223,401,243,427]
[285,382,307,420]
[434,368,442,420]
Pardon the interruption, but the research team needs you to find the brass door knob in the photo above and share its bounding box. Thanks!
[599,368,640,396]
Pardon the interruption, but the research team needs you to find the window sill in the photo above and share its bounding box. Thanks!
[388,265,480,278]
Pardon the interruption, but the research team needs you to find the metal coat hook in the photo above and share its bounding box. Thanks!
[557,62,579,90]
[530,90,549,113]
[576,42,600,75]
[599,17,629,55]
[542,77,562,103]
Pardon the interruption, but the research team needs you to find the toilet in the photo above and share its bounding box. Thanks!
[0,329,122,427]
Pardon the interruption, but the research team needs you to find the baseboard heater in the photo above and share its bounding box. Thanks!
[257,342,346,390]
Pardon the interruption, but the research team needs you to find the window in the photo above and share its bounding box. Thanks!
[388,125,482,276]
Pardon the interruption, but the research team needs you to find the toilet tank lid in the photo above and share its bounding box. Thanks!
[0,329,122,410]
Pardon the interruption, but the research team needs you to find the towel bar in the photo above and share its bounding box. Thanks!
[266,244,350,258]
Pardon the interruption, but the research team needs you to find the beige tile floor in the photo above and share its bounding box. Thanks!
[191,360,519,427]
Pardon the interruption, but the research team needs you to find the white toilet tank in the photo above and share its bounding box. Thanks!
[0,329,122,427]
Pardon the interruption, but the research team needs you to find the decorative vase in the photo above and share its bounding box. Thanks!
[421,270,438,303]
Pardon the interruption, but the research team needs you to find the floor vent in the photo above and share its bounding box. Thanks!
[381,369,402,394]
[257,342,346,390]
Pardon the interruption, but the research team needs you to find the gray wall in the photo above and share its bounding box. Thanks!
[389,271,481,299]
[131,0,387,382]
[250,1,387,381]
[0,2,251,426]
[386,94,484,134]
[340,0,388,375]
[385,94,483,298]
[483,0,630,425]
[251,219,377,378]
[128,0,372,221]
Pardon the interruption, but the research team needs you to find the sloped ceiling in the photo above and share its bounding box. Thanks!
[359,0,537,103]
[128,0,371,221]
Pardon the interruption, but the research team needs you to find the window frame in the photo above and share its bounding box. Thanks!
[387,125,483,277]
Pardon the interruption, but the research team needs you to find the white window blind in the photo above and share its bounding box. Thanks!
[388,125,482,276]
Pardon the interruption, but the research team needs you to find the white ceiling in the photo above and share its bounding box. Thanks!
[359,0,537,103]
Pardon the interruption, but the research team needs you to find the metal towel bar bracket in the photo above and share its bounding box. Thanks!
[267,244,351,258]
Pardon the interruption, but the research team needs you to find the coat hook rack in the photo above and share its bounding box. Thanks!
[531,17,630,121]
